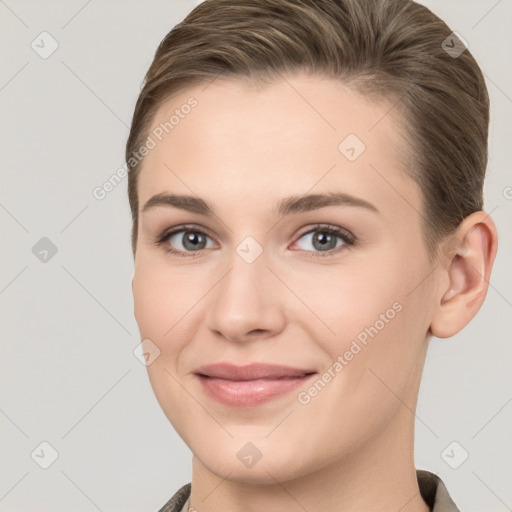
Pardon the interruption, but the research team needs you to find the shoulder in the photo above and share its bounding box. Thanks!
[417,470,460,512]
[155,483,191,512]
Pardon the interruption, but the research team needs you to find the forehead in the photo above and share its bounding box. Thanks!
[137,74,419,219]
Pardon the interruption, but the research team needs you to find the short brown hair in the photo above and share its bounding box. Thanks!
[126,0,489,257]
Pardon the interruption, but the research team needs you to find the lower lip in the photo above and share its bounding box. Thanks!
[196,374,316,407]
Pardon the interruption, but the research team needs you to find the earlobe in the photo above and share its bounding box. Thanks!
[430,212,498,338]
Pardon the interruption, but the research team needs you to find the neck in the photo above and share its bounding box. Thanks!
[188,404,430,512]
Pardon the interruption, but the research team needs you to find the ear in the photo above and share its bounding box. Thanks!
[430,211,498,338]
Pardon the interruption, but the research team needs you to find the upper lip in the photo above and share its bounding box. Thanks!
[195,363,316,381]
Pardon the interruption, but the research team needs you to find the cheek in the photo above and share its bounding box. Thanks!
[301,249,430,393]
[133,262,189,338]
[132,267,190,391]
[133,275,164,340]
[298,266,403,349]
[317,240,430,338]
[132,268,196,431]
[132,263,208,381]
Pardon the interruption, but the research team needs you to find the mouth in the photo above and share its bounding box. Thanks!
[194,363,317,407]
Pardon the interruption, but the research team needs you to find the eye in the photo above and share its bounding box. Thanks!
[292,224,355,257]
[155,223,355,258]
[155,226,216,257]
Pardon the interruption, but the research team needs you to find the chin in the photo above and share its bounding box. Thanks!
[192,439,316,485]
[201,459,301,485]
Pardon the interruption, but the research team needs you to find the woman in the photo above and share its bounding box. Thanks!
[126,0,498,510]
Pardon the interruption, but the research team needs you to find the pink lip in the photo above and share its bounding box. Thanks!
[194,363,316,407]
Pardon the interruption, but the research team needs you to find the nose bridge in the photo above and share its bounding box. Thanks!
[206,238,283,341]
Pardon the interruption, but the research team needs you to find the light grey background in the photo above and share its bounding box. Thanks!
[0,1,510,511]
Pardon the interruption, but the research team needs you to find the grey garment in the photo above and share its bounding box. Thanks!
[417,470,461,512]
[156,469,460,512]
[156,483,190,512]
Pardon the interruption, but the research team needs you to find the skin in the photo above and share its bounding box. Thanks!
[131,73,497,512]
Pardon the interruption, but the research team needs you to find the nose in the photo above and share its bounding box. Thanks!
[205,247,286,344]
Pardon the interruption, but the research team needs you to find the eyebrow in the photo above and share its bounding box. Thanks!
[141,192,379,217]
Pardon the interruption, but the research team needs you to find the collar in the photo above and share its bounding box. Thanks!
[157,469,460,512]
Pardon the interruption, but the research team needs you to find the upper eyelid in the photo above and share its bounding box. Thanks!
[160,224,215,240]
[297,224,352,237]
[161,223,354,247]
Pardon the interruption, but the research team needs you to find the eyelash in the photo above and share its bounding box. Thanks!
[154,223,356,259]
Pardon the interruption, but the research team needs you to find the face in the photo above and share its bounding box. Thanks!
[132,73,437,484]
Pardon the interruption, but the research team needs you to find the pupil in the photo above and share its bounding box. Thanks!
[314,232,334,251]
[184,232,205,250]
